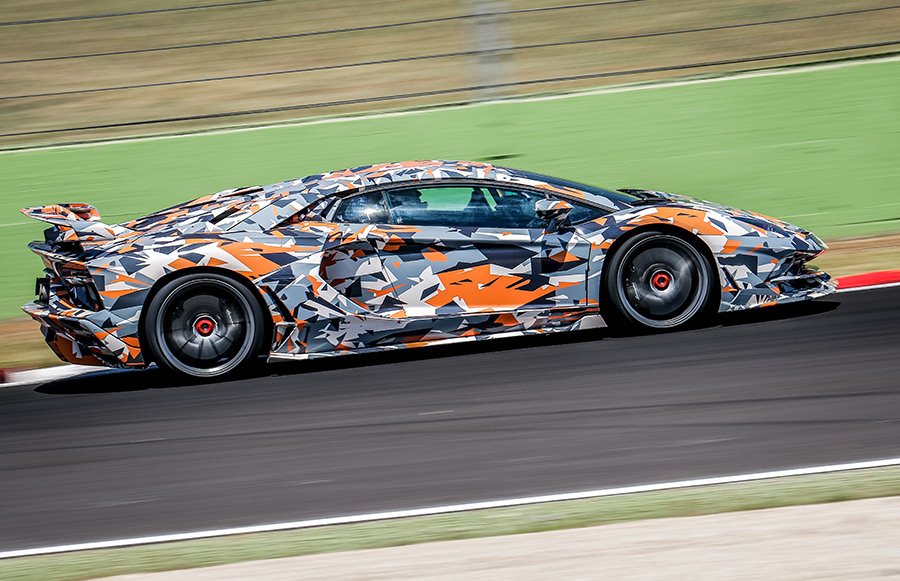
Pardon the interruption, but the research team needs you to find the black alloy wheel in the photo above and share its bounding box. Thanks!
[145,273,265,377]
[605,231,715,330]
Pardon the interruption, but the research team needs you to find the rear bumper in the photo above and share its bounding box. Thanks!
[22,301,146,369]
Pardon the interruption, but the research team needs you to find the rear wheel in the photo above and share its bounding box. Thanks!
[144,273,265,378]
[604,231,715,330]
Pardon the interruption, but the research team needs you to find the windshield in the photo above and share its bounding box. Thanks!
[507,169,641,206]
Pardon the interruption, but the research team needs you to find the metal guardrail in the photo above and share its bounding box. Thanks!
[1,0,897,140]
[3,5,899,101]
[0,0,276,27]
[4,40,898,139]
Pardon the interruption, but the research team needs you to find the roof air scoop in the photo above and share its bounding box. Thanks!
[617,189,672,200]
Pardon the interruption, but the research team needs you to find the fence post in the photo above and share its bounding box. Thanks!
[462,0,513,100]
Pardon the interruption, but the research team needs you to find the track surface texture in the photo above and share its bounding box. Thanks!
[2,287,899,552]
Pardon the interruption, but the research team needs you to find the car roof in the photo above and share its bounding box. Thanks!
[277,160,508,195]
[128,161,635,234]
[235,160,634,231]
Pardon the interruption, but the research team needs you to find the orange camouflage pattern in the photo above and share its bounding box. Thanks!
[21,161,834,370]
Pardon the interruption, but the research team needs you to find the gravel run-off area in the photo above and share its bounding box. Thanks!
[99,496,900,581]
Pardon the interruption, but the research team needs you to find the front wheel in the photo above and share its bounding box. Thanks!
[604,231,716,330]
[144,273,266,378]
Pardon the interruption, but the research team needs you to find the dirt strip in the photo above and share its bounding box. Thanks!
[814,233,900,279]
[100,496,900,581]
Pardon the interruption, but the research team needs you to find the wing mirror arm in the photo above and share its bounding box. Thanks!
[535,198,574,233]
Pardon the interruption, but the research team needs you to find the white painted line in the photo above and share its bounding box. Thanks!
[482,54,900,105]
[1,456,898,559]
[2,54,899,155]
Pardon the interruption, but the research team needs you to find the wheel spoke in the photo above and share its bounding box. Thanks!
[672,257,692,279]
[170,336,192,356]
[211,329,237,357]
[204,336,225,360]
[641,293,671,315]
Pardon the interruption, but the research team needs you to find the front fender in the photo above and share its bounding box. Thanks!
[578,204,829,313]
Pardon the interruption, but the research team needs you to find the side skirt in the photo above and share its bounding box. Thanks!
[268,313,606,362]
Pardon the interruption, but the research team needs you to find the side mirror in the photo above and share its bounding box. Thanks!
[535,198,573,231]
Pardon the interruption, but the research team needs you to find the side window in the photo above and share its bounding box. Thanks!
[385,188,436,225]
[485,187,607,227]
[565,199,608,224]
[332,191,389,224]
[332,185,608,229]
[384,186,543,228]
[385,187,477,227]
[488,188,543,228]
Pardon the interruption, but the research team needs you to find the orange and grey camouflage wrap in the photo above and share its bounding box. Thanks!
[21,160,835,370]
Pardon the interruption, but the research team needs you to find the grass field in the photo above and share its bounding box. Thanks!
[2,57,899,321]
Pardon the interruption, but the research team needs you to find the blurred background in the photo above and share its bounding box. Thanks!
[1,0,899,366]
[0,0,897,142]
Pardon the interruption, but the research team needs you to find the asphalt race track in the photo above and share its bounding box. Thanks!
[2,287,899,552]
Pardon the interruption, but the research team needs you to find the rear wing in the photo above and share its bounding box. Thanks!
[20,203,128,242]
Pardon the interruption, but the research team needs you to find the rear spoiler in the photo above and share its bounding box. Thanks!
[20,203,128,242]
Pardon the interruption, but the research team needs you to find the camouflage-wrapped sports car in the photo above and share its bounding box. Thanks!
[22,160,835,377]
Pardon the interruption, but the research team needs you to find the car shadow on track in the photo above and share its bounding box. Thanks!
[33,367,170,395]
[35,299,840,395]
[35,328,612,395]
[716,298,840,327]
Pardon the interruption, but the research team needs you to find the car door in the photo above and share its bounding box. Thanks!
[263,191,417,355]
[366,184,593,318]
[311,190,410,314]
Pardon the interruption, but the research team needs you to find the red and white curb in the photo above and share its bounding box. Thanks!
[1,456,899,560]
[3,271,899,388]
[0,364,104,388]
[830,270,900,292]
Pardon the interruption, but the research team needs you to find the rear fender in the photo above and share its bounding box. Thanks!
[137,266,280,363]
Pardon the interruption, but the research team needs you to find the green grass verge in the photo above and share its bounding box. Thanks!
[2,58,899,320]
[3,465,899,581]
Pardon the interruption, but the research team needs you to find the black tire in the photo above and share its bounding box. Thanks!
[603,231,716,330]
[144,273,266,378]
